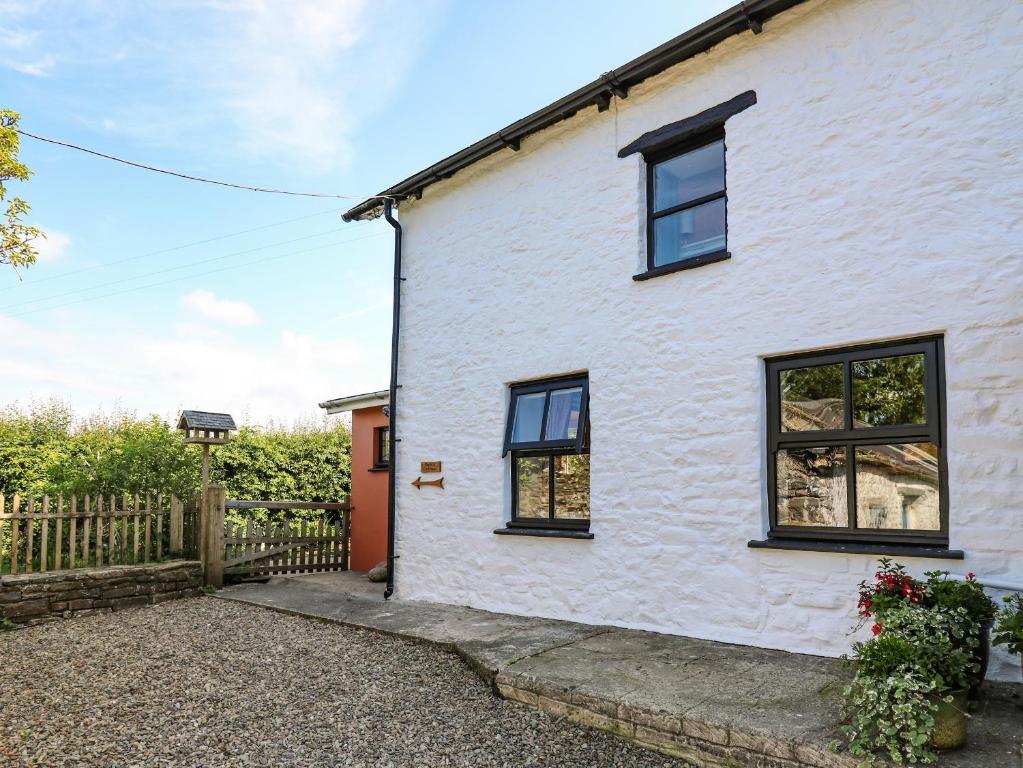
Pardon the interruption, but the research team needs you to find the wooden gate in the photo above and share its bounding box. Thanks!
[223,499,350,577]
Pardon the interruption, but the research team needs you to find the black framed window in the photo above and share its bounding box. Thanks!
[504,375,589,530]
[374,427,390,469]
[645,132,727,273]
[765,337,948,546]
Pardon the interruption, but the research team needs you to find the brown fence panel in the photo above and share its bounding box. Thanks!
[222,498,350,577]
[0,493,199,574]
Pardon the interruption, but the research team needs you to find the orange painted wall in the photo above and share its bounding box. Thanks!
[349,405,389,572]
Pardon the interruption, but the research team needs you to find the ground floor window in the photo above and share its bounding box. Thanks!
[765,336,947,546]
[374,427,389,468]
[504,375,590,530]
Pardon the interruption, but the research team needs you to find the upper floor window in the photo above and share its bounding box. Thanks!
[765,337,947,547]
[503,375,590,531]
[622,91,757,281]
[648,135,727,271]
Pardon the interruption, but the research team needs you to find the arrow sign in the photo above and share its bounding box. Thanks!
[411,476,444,490]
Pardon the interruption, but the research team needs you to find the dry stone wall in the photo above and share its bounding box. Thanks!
[0,561,203,626]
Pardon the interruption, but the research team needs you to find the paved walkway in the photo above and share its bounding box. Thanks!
[216,574,1022,768]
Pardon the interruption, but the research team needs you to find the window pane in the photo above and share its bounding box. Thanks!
[515,456,550,518]
[652,198,726,267]
[378,428,389,464]
[653,140,725,211]
[781,364,844,432]
[852,353,926,427]
[776,447,848,526]
[855,443,940,530]
[511,392,546,443]
[545,387,582,441]
[553,454,589,520]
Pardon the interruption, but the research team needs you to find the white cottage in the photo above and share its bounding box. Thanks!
[344,0,1023,679]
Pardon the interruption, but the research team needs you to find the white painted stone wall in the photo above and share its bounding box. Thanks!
[388,0,1023,680]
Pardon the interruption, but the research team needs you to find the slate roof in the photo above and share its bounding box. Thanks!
[176,410,237,431]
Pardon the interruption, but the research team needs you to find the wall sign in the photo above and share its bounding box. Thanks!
[420,461,442,473]
[411,476,444,490]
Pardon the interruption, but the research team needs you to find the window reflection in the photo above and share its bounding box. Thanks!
[515,456,549,518]
[653,140,725,211]
[776,447,848,526]
[855,443,940,530]
[545,387,582,441]
[652,199,726,266]
[781,364,844,432]
[511,392,545,443]
[553,454,589,520]
[852,354,926,427]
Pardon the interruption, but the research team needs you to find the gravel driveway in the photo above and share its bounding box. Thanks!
[0,598,682,767]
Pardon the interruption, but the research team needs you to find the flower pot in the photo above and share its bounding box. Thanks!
[967,621,991,700]
[928,690,968,750]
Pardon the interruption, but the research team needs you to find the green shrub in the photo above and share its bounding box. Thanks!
[922,570,997,627]
[0,401,351,518]
[994,594,1023,657]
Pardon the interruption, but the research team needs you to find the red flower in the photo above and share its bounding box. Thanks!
[967,572,976,581]
[872,623,883,636]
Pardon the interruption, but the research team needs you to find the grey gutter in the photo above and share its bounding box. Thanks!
[343,0,806,222]
[382,199,402,600]
[317,390,390,411]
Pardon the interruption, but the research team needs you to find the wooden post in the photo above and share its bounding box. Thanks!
[169,496,183,555]
[340,498,351,571]
[201,444,210,497]
[202,484,225,588]
[10,494,20,575]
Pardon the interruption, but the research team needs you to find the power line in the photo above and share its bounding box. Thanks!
[16,128,392,201]
[1,207,345,293]
[0,227,348,312]
[4,232,386,319]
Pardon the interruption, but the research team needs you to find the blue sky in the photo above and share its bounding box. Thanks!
[1,0,733,425]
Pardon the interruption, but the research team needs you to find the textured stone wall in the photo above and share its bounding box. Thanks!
[389,0,1023,681]
[496,673,857,768]
[0,561,203,626]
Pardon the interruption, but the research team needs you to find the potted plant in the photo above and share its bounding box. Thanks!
[856,560,995,696]
[993,593,1023,678]
[922,570,997,696]
[840,604,977,765]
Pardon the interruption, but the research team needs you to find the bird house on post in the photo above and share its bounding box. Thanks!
[176,410,237,490]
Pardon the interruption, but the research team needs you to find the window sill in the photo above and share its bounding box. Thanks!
[494,527,594,540]
[368,465,390,473]
[747,538,964,560]
[633,250,730,281]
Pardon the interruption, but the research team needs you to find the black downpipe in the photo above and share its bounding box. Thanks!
[383,199,401,600]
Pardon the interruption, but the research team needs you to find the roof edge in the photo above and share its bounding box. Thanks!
[343,0,806,222]
[318,389,390,414]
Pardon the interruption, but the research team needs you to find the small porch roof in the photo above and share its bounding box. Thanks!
[318,389,389,414]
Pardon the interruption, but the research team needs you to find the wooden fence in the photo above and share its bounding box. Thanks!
[0,494,199,575]
[222,499,350,579]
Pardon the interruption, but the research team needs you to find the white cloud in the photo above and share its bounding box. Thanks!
[180,289,258,326]
[31,227,71,262]
[0,310,388,425]
[208,0,368,169]
[7,53,52,75]
[0,1,445,171]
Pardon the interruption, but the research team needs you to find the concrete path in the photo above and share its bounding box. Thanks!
[216,574,1022,768]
